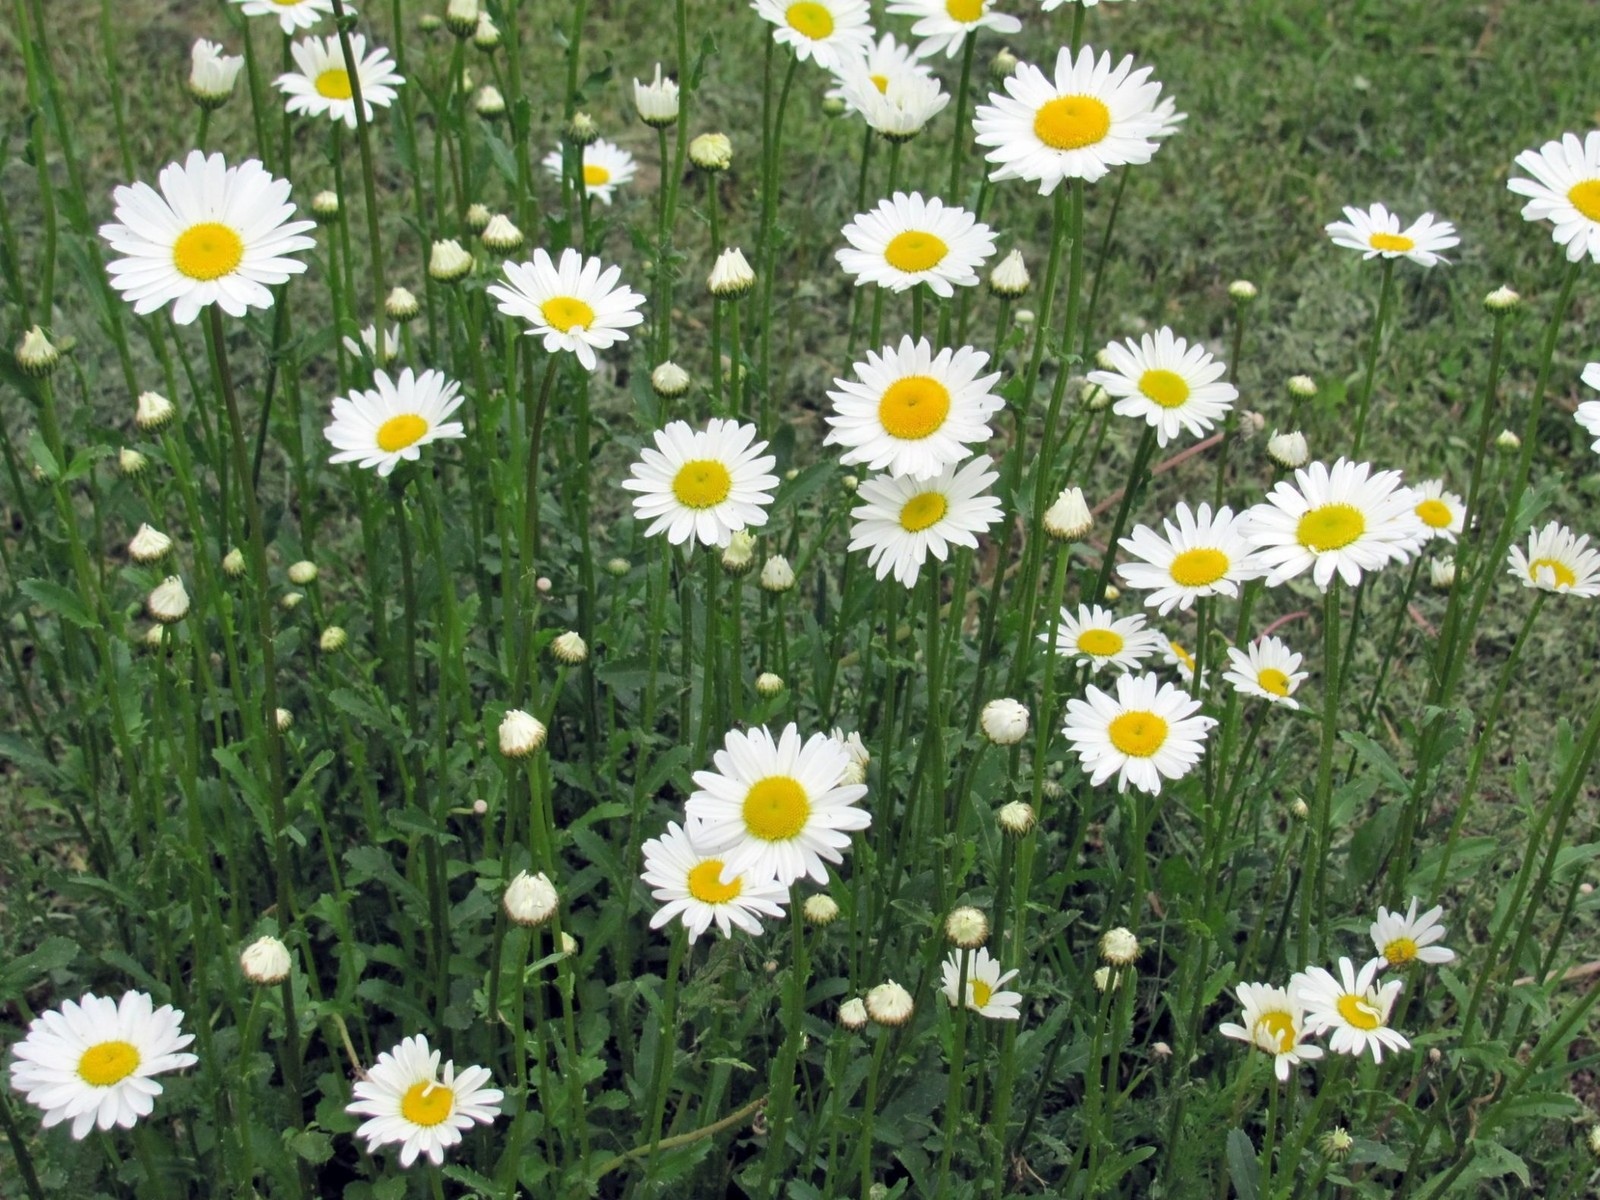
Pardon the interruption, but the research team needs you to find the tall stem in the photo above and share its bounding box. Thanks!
[1350,258,1396,458]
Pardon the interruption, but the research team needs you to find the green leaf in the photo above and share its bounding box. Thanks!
[1452,1140,1529,1191]
[17,578,96,629]
[0,936,79,998]
[288,1129,333,1165]
[1225,1128,1260,1200]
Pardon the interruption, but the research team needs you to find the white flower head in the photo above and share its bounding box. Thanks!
[1222,636,1307,709]
[841,70,950,141]
[1370,898,1456,969]
[1573,361,1600,453]
[940,947,1022,1019]
[1116,503,1264,614]
[1061,671,1216,795]
[1293,956,1409,1064]
[1218,982,1324,1082]
[837,193,997,298]
[1410,479,1465,544]
[1088,328,1238,448]
[276,35,404,129]
[1325,203,1459,267]
[634,63,680,127]
[887,0,1022,60]
[324,368,466,477]
[980,698,1029,745]
[1506,520,1600,598]
[1042,604,1166,674]
[751,0,874,73]
[848,455,1003,588]
[189,40,244,107]
[240,936,292,985]
[231,0,338,35]
[1507,131,1600,264]
[346,1034,503,1167]
[621,418,778,550]
[541,139,637,205]
[487,248,646,371]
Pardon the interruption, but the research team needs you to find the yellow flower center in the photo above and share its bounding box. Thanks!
[1170,641,1196,671]
[1368,231,1415,253]
[946,0,984,21]
[1297,503,1366,552]
[671,459,733,509]
[1257,667,1291,697]
[883,230,949,274]
[1382,936,1419,966]
[1415,498,1453,528]
[899,491,947,532]
[869,73,889,94]
[1252,1010,1297,1054]
[1168,547,1229,587]
[1033,95,1111,150]
[541,296,596,332]
[1336,992,1382,1031]
[376,413,429,453]
[970,978,994,1008]
[172,222,244,281]
[742,775,811,841]
[583,163,611,187]
[315,68,353,100]
[1567,179,1600,222]
[78,1040,141,1087]
[1108,710,1168,757]
[1077,628,1124,657]
[1138,368,1191,409]
[686,859,743,904]
[399,1080,455,1127]
[1530,556,1577,588]
[273,0,306,6]
[878,375,951,440]
[785,1,835,39]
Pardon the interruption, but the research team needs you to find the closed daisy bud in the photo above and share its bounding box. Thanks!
[842,474,859,492]
[1044,486,1092,542]
[1081,381,1110,411]
[128,524,172,564]
[1266,429,1308,469]
[275,707,294,731]
[990,45,1018,79]
[760,554,795,592]
[1287,374,1318,400]
[1093,966,1118,992]
[803,895,840,926]
[118,448,148,477]
[651,360,691,398]
[279,591,303,611]
[319,626,348,653]
[1014,308,1035,327]
[474,84,506,117]
[311,190,341,222]
[722,530,757,575]
[1100,927,1140,966]
[980,698,1029,745]
[1290,798,1310,821]
[996,800,1035,835]
[135,391,176,431]
[633,63,680,128]
[1152,1041,1172,1059]
[1228,279,1258,302]
[481,214,523,252]
[418,13,442,31]
[188,39,243,108]
[709,247,756,297]
[148,576,190,623]
[839,997,869,1029]
[1319,1127,1354,1160]
[240,935,292,985]
[606,556,631,577]
[143,624,166,649]
[465,203,492,233]
[551,631,588,664]
[689,132,732,172]
[429,239,473,282]
[1430,557,1455,590]
[15,326,59,376]
[866,980,914,1027]
[1483,285,1520,312]
[566,111,599,145]
[287,560,318,585]
[988,248,1030,298]
[503,870,559,926]
[945,906,989,949]
[473,13,500,49]
[1102,584,1121,602]
[755,671,785,697]
[498,709,546,757]
[1237,410,1266,440]
[821,96,847,117]
[222,547,247,578]
[1495,429,1520,452]
[445,0,479,36]
[1588,1125,1600,1158]
[386,286,420,322]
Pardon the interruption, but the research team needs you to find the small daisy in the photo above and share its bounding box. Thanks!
[1572,362,1600,453]
[826,33,929,109]
[1087,328,1238,447]
[1041,603,1166,674]
[751,0,873,73]
[1506,520,1600,597]
[1370,898,1456,969]
[685,723,872,887]
[840,71,951,141]
[1325,203,1459,268]
[346,1035,502,1167]
[1163,639,1206,689]
[1244,458,1425,590]
[973,45,1170,193]
[1293,957,1409,1064]
[940,947,1022,1020]
[641,822,791,941]
[825,336,1004,479]
[325,368,465,477]
[1507,130,1600,264]
[1061,671,1216,795]
[9,991,198,1139]
[232,0,337,34]
[99,150,316,325]
[1116,503,1263,614]
[540,140,637,206]
[487,248,646,371]
[276,35,403,129]
[837,193,997,298]
[1410,479,1465,544]
[620,418,779,549]
[848,455,1004,587]
[1222,636,1307,709]
[1218,983,1323,1082]
[887,0,1022,60]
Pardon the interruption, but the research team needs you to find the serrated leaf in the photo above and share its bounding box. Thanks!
[0,936,79,997]
[17,578,95,629]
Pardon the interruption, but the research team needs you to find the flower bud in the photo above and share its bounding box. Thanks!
[689,132,733,172]
[651,360,691,398]
[1266,429,1308,470]
[1228,279,1258,302]
[473,13,501,49]
[275,707,294,731]
[1483,285,1520,312]
[1429,556,1455,591]
[311,191,341,222]
[1287,374,1318,399]
[147,576,190,624]
[606,557,630,577]
[287,560,318,585]
[128,524,173,564]
[803,894,840,926]
[118,448,149,477]
[444,0,479,37]
[429,239,473,282]
[1044,486,1092,542]
[865,980,914,1027]
[980,698,1029,745]
[722,530,757,575]
[944,906,989,949]
[319,626,348,653]
[1319,1127,1354,1160]
[1495,429,1520,452]
[222,547,247,578]
[566,111,599,145]
[1093,966,1118,992]
[996,800,1035,835]
[503,870,559,926]
[15,326,59,377]
[990,45,1018,79]
[1290,798,1310,821]
[498,709,547,757]
[188,39,243,109]
[475,84,506,118]
[988,248,1030,298]
[239,935,292,985]
[386,286,420,322]
[633,63,680,128]
[759,554,795,593]
[838,997,868,1030]
[279,591,304,611]
[1081,381,1110,411]
[1100,927,1140,966]
[481,214,523,253]
[708,247,756,298]
[135,391,176,432]
[551,631,588,664]
[821,95,847,118]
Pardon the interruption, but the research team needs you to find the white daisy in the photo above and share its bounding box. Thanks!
[342,322,400,365]
[1040,603,1166,674]
[1148,94,1186,141]
[1087,328,1238,448]
[685,723,872,887]
[1325,203,1459,268]
[276,35,403,129]
[99,150,316,326]
[973,45,1170,194]
[825,336,1004,479]
[324,368,466,477]
[641,822,791,941]
[886,0,1022,60]
[837,192,997,298]
[1116,503,1263,614]
[940,947,1022,1020]
[848,455,1004,587]
[232,0,337,34]
[839,71,951,141]
[540,139,637,207]
[1410,479,1465,544]
[1292,957,1410,1064]
[1217,982,1323,1082]
[1506,520,1600,597]
[1507,130,1600,264]
[1163,639,1206,689]
[346,1035,502,1167]
[1222,636,1307,709]
[826,33,929,109]
[1244,458,1425,590]
[620,418,779,549]
[751,0,874,73]
[9,991,197,1139]
[1572,362,1600,453]
[1370,898,1456,970]
[1061,671,1216,795]
[487,248,646,371]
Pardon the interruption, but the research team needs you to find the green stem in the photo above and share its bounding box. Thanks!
[1350,257,1397,459]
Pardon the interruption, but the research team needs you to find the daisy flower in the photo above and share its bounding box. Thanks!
[540,140,636,206]
[1061,671,1216,795]
[837,193,997,297]
[487,248,645,371]
[1163,639,1205,689]
[232,0,337,34]
[1572,362,1600,453]
[1293,957,1409,1064]
[324,368,465,477]
[9,991,197,1139]
[620,418,779,549]
[839,71,951,141]
[346,1035,502,1167]
[99,150,316,325]
[1325,203,1459,267]
[1410,479,1465,544]
[276,35,403,129]
[1087,328,1238,448]
[887,0,1022,60]
[751,0,873,73]
[641,822,791,941]
[1222,636,1307,709]
[685,723,871,887]
[1116,503,1263,614]
[1040,603,1166,674]
[826,33,929,108]
[973,45,1170,193]
[1507,130,1600,264]
[1244,458,1425,590]
[940,947,1022,1020]
[1506,520,1600,597]
[1218,983,1323,1082]
[848,455,1004,587]
[824,336,1004,479]
[1370,898,1456,969]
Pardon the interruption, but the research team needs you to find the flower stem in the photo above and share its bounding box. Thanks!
[1350,257,1396,459]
